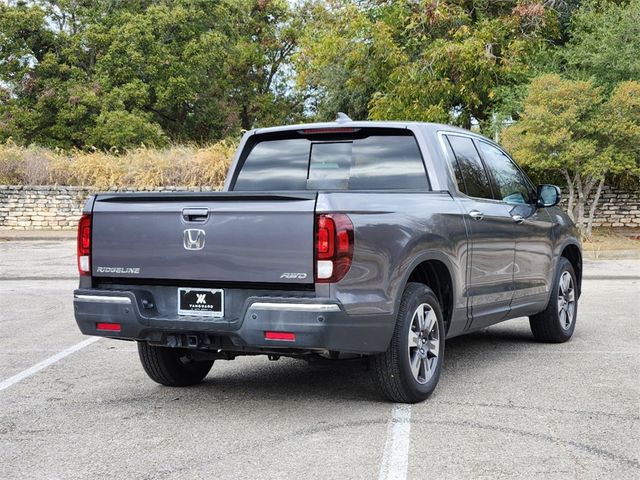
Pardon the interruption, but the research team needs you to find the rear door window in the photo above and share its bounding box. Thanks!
[445,135,493,199]
[233,130,428,191]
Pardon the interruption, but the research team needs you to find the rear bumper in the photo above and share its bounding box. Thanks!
[73,289,394,354]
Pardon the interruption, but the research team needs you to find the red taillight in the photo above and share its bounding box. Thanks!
[77,214,91,276]
[316,215,335,259]
[264,331,296,341]
[96,322,121,332]
[315,213,353,283]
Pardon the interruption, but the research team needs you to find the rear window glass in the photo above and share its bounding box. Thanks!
[232,130,428,191]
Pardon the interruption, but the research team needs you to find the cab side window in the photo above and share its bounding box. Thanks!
[445,135,493,199]
[441,136,466,193]
[477,141,534,205]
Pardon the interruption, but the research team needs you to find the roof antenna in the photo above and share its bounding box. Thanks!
[335,112,352,123]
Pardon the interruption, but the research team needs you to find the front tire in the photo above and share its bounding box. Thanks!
[529,257,578,343]
[373,283,445,403]
[138,342,213,387]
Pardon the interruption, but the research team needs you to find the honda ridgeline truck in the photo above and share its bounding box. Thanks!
[73,118,582,403]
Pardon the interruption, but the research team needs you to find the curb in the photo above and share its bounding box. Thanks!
[583,275,640,280]
[583,249,640,260]
[0,231,76,241]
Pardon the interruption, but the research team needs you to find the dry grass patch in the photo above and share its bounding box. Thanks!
[583,229,640,252]
[0,140,237,189]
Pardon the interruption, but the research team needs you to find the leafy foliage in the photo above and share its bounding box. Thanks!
[560,0,640,90]
[502,74,640,236]
[0,0,303,149]
[295,1,559,129]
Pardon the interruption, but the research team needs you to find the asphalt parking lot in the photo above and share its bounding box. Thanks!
[0,238,638,480]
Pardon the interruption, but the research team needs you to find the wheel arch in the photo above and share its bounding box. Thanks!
[399,252,457,335]
[560,242,582,298]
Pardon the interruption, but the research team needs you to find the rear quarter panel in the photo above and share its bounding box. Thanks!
[316,192,469,333]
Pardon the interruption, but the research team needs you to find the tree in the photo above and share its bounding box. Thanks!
[224,0,305,130]
[501,74,640,237]
[0,0,302,149]
[295,0,559,128]
[369,2,559,129]
[294,0,404,121]
[560,0,640,90]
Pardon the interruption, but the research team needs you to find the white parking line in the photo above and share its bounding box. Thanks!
[0,336,100,392]
[378,403,412,480]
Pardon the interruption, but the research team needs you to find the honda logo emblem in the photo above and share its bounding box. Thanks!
[183,229,205,250]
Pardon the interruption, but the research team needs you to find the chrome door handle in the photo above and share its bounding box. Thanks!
[512,215,525,224]
[469,210,484,221]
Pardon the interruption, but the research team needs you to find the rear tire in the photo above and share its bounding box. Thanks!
[138,342,213,387]
[373,283,445,403]
[529,257,578,343]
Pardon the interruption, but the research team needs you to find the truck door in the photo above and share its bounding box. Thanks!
[443,134,516,329]
[475,140,554,315]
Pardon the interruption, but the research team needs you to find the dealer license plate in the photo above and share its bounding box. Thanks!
[177,288,224,318]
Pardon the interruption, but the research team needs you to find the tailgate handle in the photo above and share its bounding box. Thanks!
[182,207,209,223]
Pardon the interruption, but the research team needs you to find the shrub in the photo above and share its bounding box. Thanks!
[89,110,168,150]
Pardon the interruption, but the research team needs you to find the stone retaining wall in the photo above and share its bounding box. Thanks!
[0,185,638,230]
[0,186,217,230]
[588,186,640,228]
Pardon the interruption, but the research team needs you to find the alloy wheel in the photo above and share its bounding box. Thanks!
[407,303,440,384]
[557,271,576,330]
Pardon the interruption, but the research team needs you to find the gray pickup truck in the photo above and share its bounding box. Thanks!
[73,118,582,403]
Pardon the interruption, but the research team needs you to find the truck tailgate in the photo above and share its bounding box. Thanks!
[90,192,316,284]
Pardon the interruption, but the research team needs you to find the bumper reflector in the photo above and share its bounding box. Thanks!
[96,322,121,332]
[264,331,296,341]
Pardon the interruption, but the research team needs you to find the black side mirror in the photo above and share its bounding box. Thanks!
[537,184,561,207]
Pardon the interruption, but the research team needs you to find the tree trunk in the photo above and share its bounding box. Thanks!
[567,173,603,239]
[575,174,584,233]
[459,110,472,130]
[563,169,575,222]
[585,178,605,238]
[240,103,251,131]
